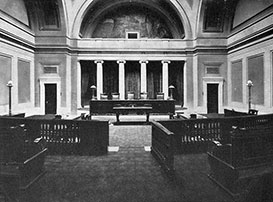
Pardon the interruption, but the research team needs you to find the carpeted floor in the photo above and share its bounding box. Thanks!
[26,125,233,202]
[109,125,151,147]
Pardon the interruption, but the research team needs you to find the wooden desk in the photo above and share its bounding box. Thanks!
[113,106,152,122]
[89,100,175,119]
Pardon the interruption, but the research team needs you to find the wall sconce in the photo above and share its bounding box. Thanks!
[6,80,13,116]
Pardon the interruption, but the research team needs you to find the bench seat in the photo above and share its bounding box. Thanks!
[207,126,273,198]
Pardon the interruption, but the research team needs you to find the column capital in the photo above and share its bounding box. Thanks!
[139,60,149,64]
[161,60,171,64]
[94,60,104,64]
[117,60,126,64]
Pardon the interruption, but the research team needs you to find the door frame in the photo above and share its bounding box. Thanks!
[39,76,61,114]
[203,77,224,114]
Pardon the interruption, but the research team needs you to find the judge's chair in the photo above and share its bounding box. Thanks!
[156,92,164,100]
[100,93,108,100]
[111,93,120,100]
[127,92,134,100]
[140,92,148,100]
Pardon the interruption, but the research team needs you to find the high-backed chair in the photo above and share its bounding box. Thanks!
[100,93,108,100]
[140,92,148,100]
[248,109,258,115]
[127,92,134,100]
[111,93,120,100]
[156,92,164,100]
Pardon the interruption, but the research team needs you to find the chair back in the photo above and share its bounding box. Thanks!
[112,93,120,100]
[100,93,108,100]
[156,92,164,100]
[140,92,148,100]
[127,92,134,100]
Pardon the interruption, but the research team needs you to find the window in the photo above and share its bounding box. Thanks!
[43,65,58,74]
[126,32,139,39]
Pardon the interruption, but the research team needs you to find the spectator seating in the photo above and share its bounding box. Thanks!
[207,126,273,198]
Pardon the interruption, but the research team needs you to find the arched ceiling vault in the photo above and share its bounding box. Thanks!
[79,0,186,39]
[198,0,240,34]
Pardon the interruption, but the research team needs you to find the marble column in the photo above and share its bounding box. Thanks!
[77,61,82,108]
[140,60,148,93]
[117,60,126,100]
[95,60,104,100]
[162,60,170,100]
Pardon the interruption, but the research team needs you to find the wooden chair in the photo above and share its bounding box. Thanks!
[111,93,120,100]
[100,93,108,100]
[140,92,148,100]
[156,92,164,100]
[127,92,134,100]
[248,109,258,115]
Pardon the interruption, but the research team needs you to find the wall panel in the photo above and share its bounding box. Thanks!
[18,59,30,103]
[0,55,11,105]
[248,54,264,105]
[231,60,243,102]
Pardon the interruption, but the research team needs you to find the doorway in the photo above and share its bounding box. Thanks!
[207,84,218,114]
[45,84,57,114]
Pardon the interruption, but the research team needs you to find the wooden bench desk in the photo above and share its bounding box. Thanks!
[113,106,152,122]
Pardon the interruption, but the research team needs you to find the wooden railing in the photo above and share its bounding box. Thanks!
[158,113,273,154]
[0,124,48,202]
[151,121,174,173]
[207,126,273,197]
[0,117,109,155]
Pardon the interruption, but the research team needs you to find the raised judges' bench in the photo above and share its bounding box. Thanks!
[89,100,175,119]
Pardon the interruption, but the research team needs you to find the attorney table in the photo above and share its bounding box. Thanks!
[113,106,152,122]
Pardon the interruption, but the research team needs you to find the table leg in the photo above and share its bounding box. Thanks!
[116,113,120,122]
[146,113,150,122]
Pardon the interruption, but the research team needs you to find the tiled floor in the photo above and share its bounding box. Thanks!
[34,124,233,202]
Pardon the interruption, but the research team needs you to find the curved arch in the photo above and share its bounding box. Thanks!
[61,0,70,36]
[71,0,96,38]
[71,0,193,39]
[168,0,193,39]
[80,2,182,38]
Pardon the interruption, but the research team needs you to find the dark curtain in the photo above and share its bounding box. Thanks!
[169,61,184,106]
[147,61,162,99]
[125,61,140,99]
[81,61,96,107]
[103,61,119,99]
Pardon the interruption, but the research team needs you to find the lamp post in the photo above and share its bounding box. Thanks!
[169,85,175,100]
[90,85,97,100]
[6,80,13,116]
[247,80,253,111]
